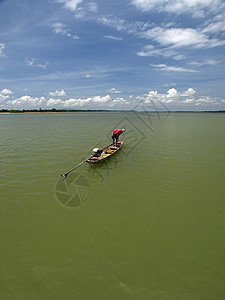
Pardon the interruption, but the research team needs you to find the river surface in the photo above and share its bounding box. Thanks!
[0,112,224,300]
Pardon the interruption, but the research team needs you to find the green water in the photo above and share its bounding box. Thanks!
[0,112,224,300]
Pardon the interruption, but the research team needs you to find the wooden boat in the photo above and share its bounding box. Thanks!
[86,140,123,165]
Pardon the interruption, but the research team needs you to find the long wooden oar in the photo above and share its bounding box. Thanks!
[61,159,87,179]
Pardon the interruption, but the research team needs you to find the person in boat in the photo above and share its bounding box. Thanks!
[112,128,125,146]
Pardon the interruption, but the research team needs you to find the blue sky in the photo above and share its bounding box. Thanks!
[0,0,225,111]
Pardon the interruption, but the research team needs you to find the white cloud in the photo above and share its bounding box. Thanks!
[140,27,225,49]
[52,23,79,39]
[181,88,196,97]
[167,88,178,97]
[136,24,225,62]
[6,94,110,109]
[56,0,83,11]
[131,0,223,16]
[0,95,9,102]
[0,43,6,57]
[131,0,165,11]
[104,35,123,41]
[25,58,49,69]
[96,16,149,35]
[2,90,223,110]
[97,16,127,32]
[1,89,13,95]
[63,95,110,107]
[25,58,35,66]
[156,28,206,47]
[64,98,91,107]
[37,63,49,70]
[49,90,66,97]
[137,44,186,60]
[189,59,222,66]
[111,97,131,105]
[74,8,85,19]
[106,88,121,94]
[88,2,98,12]
[0,95,9,103]
[139,87,221,107]
[164,83,177,87]
[46,98,63,106]
[196,96,218,104]
[0,89,13,103]
[92,95,111,103]
[202,19,225,34]
[9,96,46,108]
[151,64,199,72]
[183,98,194,103]
[52,23,66,34]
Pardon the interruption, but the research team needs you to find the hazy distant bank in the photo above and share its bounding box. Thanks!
[0,109,224,114]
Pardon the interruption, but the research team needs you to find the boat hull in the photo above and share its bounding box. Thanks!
[86,141,123,165]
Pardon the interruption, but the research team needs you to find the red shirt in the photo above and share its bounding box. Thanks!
[112,129,123,135]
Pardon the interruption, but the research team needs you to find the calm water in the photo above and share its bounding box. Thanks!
[0,112,224,300]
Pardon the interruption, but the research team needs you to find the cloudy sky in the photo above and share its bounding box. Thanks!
[0,0,225,111]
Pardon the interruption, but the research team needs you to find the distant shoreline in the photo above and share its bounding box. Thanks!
[0,110,135,115]
[0,109,224,115]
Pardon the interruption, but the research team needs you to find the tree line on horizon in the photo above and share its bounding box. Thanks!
[0,108,134,113]
[0,108,224,113]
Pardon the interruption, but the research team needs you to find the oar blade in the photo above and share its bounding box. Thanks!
[61,173,67,180]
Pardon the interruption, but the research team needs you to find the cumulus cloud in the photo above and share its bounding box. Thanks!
[46,98,63,106]
[110,97,131,107]
[106,88,121,94]
[49,90,66,97]
[52,23,79,39]
[181,88,196,97]
[2,93,112,109]
[92,95,111,103]
[1,88,223,110]
[56,0,83,11]
[9,96,46,108]
[167,88,178,97]
[61,95,111,107]
[139,87,220,107]
[0,95,9,103]
[1,89,13,95]
[63,98,90,107]
[0,89,13,103]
